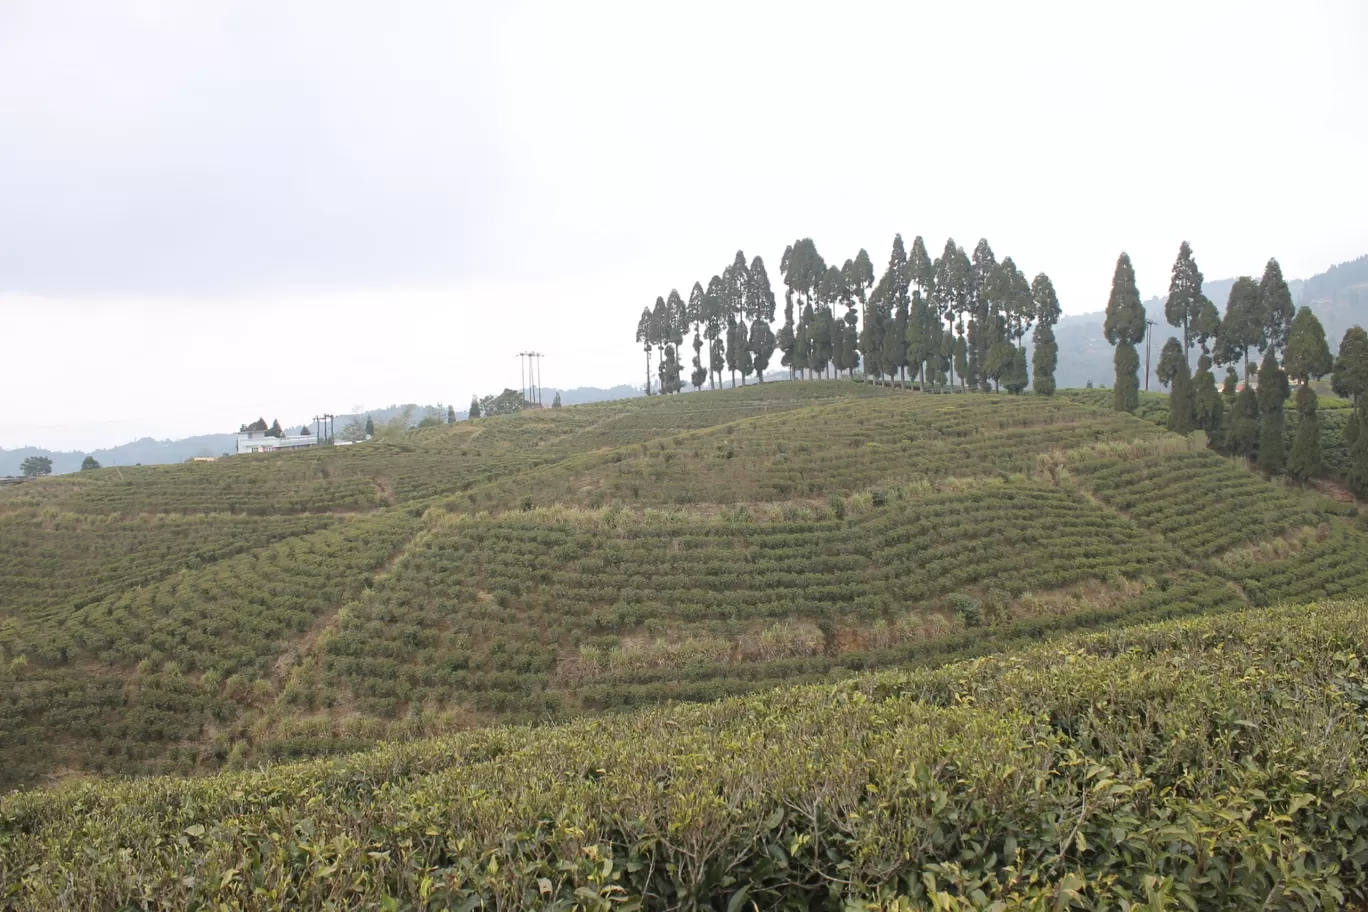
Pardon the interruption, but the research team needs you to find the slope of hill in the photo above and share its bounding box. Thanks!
[6,599,1368,909]
[2,380,1366,794]
[1,387,646,477]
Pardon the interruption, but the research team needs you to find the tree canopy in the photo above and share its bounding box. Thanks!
[1283,307,1333,384]
[1164,241,1207,352]
[478,389,529,417]
[20,456,53,477]
[1213,277,1265,372]
[1104,253,1145,412]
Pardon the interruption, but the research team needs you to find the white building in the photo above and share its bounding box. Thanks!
[236,429,320,455]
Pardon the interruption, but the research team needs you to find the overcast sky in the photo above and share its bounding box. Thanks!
[2,0,1366,450]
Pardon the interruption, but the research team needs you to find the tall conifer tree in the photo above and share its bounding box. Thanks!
[635,306,655,395]
[1164,241,1207,353]
[1192,354,1224,440]
[1157,337,1196,434]
[1031,273,1060,395]
[1259,258,1296,356]
[746,255,777,382]
[1213,277,1266,376]
[1256,348,1289,474]
[1333,326,1368,497]
[1284,306,1334,481]
[1103,252,1147,412]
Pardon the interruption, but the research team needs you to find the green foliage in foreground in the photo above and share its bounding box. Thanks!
[6,601,1368,910]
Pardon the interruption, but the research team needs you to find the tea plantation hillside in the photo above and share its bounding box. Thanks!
[7,601,1368,909]
[2,381,1367,791]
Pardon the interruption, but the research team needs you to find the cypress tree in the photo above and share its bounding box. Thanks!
[1157,337,1196,434]
[447,404,456,424]
[779,240,825,379]
[860,282,886,385]
[688,282,707,390]
[1164,241,1205,353]
[931,239,970,387]
[635,306,654,395]
[746,256,777,382]
[845,250,874,379]
[969,239,997,391]
[691,331,706,390]
[705,276,726,387]
[1031,273,1060,396]
[1192,354,1224,440]
[366,414,378,434]
[1003,346,1029,395]
[953,327,969,389]
[840,306,858,379]
[748,319,776,382]
[552,392,562,408]
[1284,307,1333,481]
[1225,383,1261,461]
[1256,348,1289,474]
[1259,258,1296,355]
[1332,326,1368,406]
[1156,337,1186,389]
[1287,385,1322,482]
[1103,252,1146,412]
[1284,307,1334,386]
[1169,359,1197,435]
[1192,296,1221,354]
[651,295,670,393]
[1348,410,1368,499]
[1213,277,1265,376]
[906,290,933,388]
[725,316,742,387]
[1334,326,1368,498]
[875,235,910,387]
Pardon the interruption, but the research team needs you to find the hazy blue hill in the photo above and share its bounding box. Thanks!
[0,434,238,476]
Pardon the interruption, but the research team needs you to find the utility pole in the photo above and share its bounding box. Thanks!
[1144,319,1157,391]
[517,351,545,404]
[530,352,545,405]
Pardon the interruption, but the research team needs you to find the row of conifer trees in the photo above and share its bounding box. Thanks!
[635,235,1060,396]
[1104,243,1368,496]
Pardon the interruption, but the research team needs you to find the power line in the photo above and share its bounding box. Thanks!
[517,351,546,405]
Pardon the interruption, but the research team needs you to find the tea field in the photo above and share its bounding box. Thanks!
[7,600,1368,909]
[2,380,1367,794]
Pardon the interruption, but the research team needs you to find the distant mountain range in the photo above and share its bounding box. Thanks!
[1,385,643,476]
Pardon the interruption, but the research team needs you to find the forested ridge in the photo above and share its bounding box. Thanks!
[634,235,1058,396]
[634,237,1368,497]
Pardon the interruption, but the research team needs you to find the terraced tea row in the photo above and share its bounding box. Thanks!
[0,384,883,516]
[0,511,337,629]
[10,601,1368,911]
[0,511,423,788]
[451,395,1166,512]
[298,482,1181,722]
[1069,447,1340,557]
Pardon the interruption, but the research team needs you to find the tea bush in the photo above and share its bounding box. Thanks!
[5,601,1368,909]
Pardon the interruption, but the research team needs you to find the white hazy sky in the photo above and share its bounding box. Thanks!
[2,0,1366,450]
